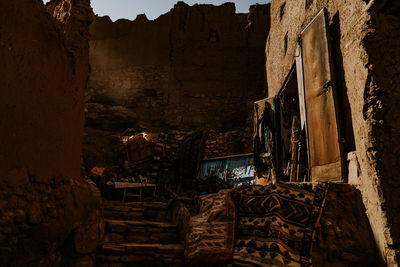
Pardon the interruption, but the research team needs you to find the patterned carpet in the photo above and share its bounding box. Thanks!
[231,183,328,267]
[185,189,236,263]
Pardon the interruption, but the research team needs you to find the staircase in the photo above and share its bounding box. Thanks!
[96,201,185,267]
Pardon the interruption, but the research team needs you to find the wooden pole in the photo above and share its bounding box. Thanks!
[290,116,300,182]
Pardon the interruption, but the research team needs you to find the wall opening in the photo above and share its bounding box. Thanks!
[284,32,288,55]
[253,64,310,184]
[280,2,286,20]
[276,64,309,182]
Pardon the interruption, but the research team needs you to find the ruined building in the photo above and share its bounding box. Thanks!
[0,0,399,266]
[266,0,400,264]
[84,2,270,170]
[0,0,103,265]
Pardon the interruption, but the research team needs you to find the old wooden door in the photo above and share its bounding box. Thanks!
[296,8,344,182]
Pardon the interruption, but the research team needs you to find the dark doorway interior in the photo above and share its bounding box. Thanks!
[276,65,309,182]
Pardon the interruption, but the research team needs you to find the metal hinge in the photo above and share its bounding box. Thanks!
[316,80,333,96]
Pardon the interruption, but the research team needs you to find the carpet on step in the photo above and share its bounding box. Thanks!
[231,183,329,267]
[185,189,236,263]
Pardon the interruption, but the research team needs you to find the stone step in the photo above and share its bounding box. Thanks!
[102,201,169,210]
[97,242,184,266]
[105,219,178,244]
[102,201,170,222]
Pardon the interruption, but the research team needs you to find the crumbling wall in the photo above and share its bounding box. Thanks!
[85,3,269,166]
[362,2,400,263]
[266,0,400,264]
[0,0,101,265]
[204,110,253,159]
[84,2,270,172]
[313,184,380,266]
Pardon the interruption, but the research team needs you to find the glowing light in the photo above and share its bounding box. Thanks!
[142,132,148,141]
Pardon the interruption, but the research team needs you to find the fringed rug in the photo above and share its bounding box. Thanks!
[185,189,236,263]
[231,183,328,267]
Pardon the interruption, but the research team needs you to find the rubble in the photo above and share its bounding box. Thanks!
[85,129,205,200]
[204,128,253,159]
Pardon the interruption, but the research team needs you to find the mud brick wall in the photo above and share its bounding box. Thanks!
[313,184,380,266]
[87,2,269,132]
[203,111,253,159]
[0,0,103,265]
[265,0,400,263]
[84,2,270,171]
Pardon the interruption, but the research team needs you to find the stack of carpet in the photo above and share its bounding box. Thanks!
[185,183,328,267]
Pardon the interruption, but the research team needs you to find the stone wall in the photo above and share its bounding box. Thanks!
[266,0,400,264]
[313,184,380,266]
[0,0,102,265]
[86,2,269,132]
[203,107,253,159]
[84,2,270,172]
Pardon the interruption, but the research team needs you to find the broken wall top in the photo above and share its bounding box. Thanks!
[87,2,270,132]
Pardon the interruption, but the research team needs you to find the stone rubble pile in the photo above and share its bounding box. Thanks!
[204,123,253,159]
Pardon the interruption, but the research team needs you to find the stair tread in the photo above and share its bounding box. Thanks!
[124,243,183,249]
[106,219,176,228]
[97,200,181,265]
[102,201,168,209]
[103,206,144,211]
[101,242,184,253]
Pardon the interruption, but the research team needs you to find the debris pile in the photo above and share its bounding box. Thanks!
[204,129,252,159]
[86,130,206,200]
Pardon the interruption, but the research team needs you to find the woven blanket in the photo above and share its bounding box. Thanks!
[231,183,328,267]
[185,189,236,263]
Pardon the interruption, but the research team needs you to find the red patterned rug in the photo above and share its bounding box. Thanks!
[231,183,328,267]
[185,189,236,263]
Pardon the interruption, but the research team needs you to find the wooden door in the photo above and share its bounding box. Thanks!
[297,8,343,182]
